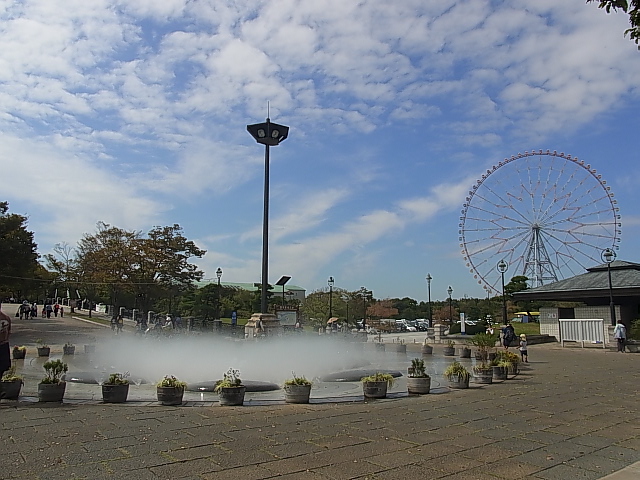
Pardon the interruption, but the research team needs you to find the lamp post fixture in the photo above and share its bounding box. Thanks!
[426,274,432,326]
[360,288,372,329]
[215,267,223,329]
[447,286,453,325]
[497,260,508,324]
[247,117,289,314]
[602,248,617,326]
[342,294,350,326]
[328,276,334,319]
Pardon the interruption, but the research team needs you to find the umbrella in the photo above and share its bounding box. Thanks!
[327,317,339,324]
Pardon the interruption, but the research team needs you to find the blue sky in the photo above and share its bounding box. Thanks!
[1,0,639,302]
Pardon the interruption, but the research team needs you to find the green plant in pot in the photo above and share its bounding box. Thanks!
[1,365,24,400]
[36,339,50,357]
[361,372,394,399]
[215,368,245,406]
[38,359,68,402]
[444,361,470,389]
[63,342,75,355]
[12,345,26,360]
[470,332,497,363]
[156,375,186,406]
[443,339,455,356]
[492,360,510,380]
[283,372,312,404]
[102,372,130,403]
[473,362,493,384]
[407,358,431,394]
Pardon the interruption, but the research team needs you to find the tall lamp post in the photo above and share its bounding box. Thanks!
[360,288,372,329]
[342,294,350,326]
[447,286,453,325]
[247,117,289,314]
[328,277,334,319]
[497,260,508,324]
[215,267,222,329]
[602,248,617,326]
[426,274,432,326]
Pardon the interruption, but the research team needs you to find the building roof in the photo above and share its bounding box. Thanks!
[512,260,640,301]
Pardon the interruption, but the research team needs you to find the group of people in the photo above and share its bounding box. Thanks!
[491,322,528,363]
[15,301,64,319]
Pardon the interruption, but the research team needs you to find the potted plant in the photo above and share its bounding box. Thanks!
[496,351,520,375]
[407,358,431,394]
[421,340,433,355]
[38,359,68,402]
[459,345,471,358]
[36,339,50,357]
[283,372,312,404]
[63,342,75,355]
[444,361,470,389]
[214,368,245,406]
[470,332,497,363]
[443,340,455,356]
[12,345,26,360]
[361,372,394,399]
[473,362,493,384]
[0,365,24,399]
[492,360,510,380]
[156,375,186,406]
[102,372,130,403]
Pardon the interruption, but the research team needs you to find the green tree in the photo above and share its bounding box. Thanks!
[588,0,640,48]
[0,202,40,299]
[505,276,529,296]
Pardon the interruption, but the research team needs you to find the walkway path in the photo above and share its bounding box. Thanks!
[1,304,639,479]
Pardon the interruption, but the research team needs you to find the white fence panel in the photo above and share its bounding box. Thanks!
[559,319,606,348]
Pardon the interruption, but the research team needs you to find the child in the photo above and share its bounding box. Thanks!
[519,333,528,363]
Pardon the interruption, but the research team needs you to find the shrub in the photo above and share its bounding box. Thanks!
[214,368,243,392]
[361,372,395,387]
[157,375,187,390]
[41,360,68,384]
[444,361,470,381]
[104,372,130,385]
[284,372,312,386]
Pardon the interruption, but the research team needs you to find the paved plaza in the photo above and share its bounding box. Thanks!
[1,305,639,479]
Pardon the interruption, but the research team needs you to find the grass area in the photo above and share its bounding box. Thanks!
[512,322,540,336]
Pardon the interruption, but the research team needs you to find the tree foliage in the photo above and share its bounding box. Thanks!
[0,202,40,298]
[589,0,640,48]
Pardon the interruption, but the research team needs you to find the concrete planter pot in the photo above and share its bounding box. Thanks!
[156,386,184,406]
[0,379,23,400]
[421,344,433,355]
[218,386,246,406]
[492,366,508,381]
[459,347,471,358]
[447,376,470,389]
[12,348,26,360]
[63,346,75,356]
[37,347,50,357]
[474,368,493,384]
[38,382,66,402]
[407,377,431,394]
[391,344,407,354]
[284,384,311,404]
[626,341,639,353]
[362,381,388,399]
[443,346,455,356]
[84,344,96,354]
[102,384,129,403]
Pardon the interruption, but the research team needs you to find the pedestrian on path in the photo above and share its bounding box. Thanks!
[59,306,64,317]
[519,334,528,363]
[613,320,626,352]
[0,307,12,381]
[502,323,516,350]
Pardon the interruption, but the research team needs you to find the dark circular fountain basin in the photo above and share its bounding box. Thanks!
[320,369,403,382]
[186,380,280,392]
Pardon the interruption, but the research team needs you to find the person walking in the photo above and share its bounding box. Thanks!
[519,334,528,363]
[502,323,516,351]
[613,320,627,353]
[0,307,12,383]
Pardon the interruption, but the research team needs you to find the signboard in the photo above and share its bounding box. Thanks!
[276,310,297,326]
[460,312,466,334]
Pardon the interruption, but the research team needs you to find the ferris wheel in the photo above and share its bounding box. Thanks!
[459,150,621,295]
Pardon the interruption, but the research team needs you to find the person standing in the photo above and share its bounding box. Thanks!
[613,320,627,353]
[0,307,11,381]
[53,303,60,317]
[45,303,53,318]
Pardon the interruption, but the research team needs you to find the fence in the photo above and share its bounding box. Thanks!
[558,319,606,348]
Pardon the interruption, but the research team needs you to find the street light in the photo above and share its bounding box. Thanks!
[497,260,508,324]
[342,294,350,326]
[328,277,334,319]
[602,248,617,326]
[425,274,432,326]
[447,286,453,325]
[216,267,223,329]
[247,116,289,314]
[360,288,372,329]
